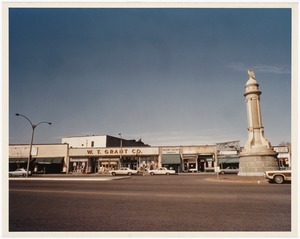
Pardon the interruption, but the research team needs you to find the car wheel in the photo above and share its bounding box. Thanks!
[220,171,225,175]
[9,173,12,177]
[274,175,284,184]
[112,172,116,176]
[166,172,170,175]
[150,172,154,176]
[22,173,26,176]
[128,172,132,176]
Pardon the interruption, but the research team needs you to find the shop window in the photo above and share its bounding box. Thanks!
[91,141,94,147]
[206,161,214,168]
[189,163,196,169]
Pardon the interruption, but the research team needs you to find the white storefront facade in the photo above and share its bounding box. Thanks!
[9,144,69,174]
[68,147,159,174]
[8,144,218,174]
[67,145,218,174]
[9,140,291,174]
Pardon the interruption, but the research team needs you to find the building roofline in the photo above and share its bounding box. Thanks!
[9,143,68,146]
[61,135,108,138]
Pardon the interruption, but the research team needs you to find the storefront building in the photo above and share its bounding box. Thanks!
[67,145,217,174]
[273,146,291,169]
[68,147,159,174]
[181,145,216,173]
[217,141,240,169]
[8,136,291,174]
[9,144,69,174]
[8,143,217,174]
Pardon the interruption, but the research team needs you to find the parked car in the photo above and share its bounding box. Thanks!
[109,167,138,176]
[219,166,239,174]
[148,167,176,175]
[264,170,291,184]
[9,168,31,177]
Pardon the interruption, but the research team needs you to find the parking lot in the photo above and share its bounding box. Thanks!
[8,174,292,235]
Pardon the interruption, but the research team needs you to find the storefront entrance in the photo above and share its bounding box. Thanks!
[161,154,182,173]
[9,158,28,171]
[98,158,119,174]
[137,156,158,173]
[198,158,205,172]
[197,156,214,172]
[121,156,139,170]
[70,158,88,173]
[33,158,64,174]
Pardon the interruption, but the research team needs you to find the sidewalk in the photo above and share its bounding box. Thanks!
[25,172,270,183]
[11,173,131,181]
[207,174,269,184]
[177,172,269,183]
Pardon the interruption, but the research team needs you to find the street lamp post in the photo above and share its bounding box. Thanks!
[15,113,52,177]
[119,133,122,168]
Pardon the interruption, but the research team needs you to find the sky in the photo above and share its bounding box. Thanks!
[8,7,292,147]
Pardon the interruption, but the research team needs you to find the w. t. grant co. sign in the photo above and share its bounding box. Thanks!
[69,147,159,157]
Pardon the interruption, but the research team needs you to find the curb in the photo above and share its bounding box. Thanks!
[8,176,130,181]
[205,177,269,184]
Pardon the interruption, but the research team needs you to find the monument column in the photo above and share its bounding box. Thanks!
[238,70,278,176]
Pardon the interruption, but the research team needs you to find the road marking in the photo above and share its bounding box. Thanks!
[9,188,238,199]
[8,177,128,181]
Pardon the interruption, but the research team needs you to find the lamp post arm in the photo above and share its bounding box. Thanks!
[15,113,34,127]
[35,121,52,127]
[15,113,52,178]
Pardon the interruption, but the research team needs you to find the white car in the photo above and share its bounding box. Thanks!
[219,166,239,174]
[109,167,138,176]
[148,167,176,175]
[264,170,291,184]
[9,168,32,177]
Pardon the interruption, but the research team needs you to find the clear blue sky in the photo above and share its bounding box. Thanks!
[8,7,292,146]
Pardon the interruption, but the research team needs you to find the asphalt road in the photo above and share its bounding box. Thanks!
[8,174,291,233]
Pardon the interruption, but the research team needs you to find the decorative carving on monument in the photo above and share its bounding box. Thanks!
[248,69,256,79]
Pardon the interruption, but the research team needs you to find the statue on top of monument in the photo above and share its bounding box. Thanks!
[248,69,256,79]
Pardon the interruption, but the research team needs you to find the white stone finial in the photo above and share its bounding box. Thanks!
[248,69,256,79]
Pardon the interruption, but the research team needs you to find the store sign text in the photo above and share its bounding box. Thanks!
[162,148,180,154]
[87,148,143,155]
[9,147,38,157]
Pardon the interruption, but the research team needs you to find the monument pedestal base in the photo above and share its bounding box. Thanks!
[238,151,278,176]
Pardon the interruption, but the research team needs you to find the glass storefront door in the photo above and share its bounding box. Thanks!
[70,159,88,173]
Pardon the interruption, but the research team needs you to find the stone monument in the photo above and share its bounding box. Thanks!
[238,70,279,176]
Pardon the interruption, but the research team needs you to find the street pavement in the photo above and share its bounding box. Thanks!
[7,174,292,235]
[9,172,270,183]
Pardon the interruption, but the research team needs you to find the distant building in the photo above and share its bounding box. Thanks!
[61,135,149,148]
[273,146,291,169]
[8,136,291,175]
[62,135,150,173]
[217,141,240,169]
[9,144,69,174]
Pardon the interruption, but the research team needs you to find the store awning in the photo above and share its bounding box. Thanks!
[9,158,28,163]
[182,154,197,161]
[98,158,119,162]
[52,158,64,164]
[70,158,88,162]
[34,158,64,164]
[100,162,117,165]
[219,157,240,164]
[161,155,181,165]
